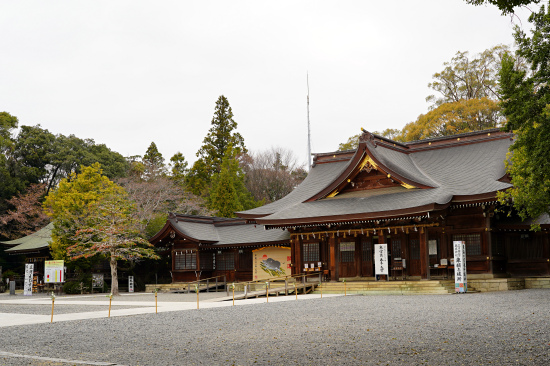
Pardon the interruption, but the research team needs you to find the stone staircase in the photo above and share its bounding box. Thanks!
[314,280,456,295]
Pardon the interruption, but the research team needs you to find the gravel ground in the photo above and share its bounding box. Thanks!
[1,289,549,365]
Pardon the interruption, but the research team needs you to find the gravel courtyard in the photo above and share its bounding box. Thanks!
[1,289,549,365]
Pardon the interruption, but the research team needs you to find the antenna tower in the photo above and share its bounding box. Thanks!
[307,73,311,171]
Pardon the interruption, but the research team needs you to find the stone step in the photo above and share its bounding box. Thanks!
[315,280,455,295]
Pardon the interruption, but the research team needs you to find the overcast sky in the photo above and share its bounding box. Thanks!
[0,1,536,168]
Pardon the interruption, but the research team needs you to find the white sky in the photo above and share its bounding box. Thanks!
[0,1,536,168]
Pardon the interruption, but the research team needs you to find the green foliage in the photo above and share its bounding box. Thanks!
[498,4,550,222]
[145,213,168,239]
[0,111,18,150]
[338,133,361,151]
[169,152,188,186]
[398,98,504,141]
[43,163,126,260]
[465,0,540,15]
[14,125,128,193]
[208,146,260,217]
[190,95,247,195]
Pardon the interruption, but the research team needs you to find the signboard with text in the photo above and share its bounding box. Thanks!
[44,260,64,283]
[374,244,388,275]
[24,263,34,296]
[453,241,467,293]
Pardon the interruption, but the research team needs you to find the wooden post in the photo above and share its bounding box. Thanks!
[206,279,209,293]
[155,290,158,314]
[215,277,218,293]
[285,279,288,296]
[50,293,55,323]
[266,282,269,303]
[108,293,112,318]
[343,279,347,296]
[320,281,323,299]
[195,284,199,310]
[295,282,297,300]
[420,229,429,280]
[232,283,235,306]
[329,237,337,281]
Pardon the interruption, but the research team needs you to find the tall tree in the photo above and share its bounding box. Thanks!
[0,112,18,151]
[498,4,550,223]
[0,112,24,208]
[43,163,158,295]
[142,142,166,180]
[426,45,514,108]
[208,146,259,217]
[169,152,188,186]
[189,95,246,195]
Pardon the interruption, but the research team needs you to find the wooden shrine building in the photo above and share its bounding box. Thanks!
[150,129,550,282]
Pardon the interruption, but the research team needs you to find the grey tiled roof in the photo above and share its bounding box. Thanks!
[2,223,52,253]
[243,132,513,225]
[236,160,350,216]
[367,140,437,187]
[172,219,289,245]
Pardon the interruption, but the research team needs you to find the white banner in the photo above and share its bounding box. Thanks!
[24,263,34,296]
[453,241,467,293]
[374,244,388,275]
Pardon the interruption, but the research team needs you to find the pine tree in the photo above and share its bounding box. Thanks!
[188,95,246,195]
[142,142,166,180]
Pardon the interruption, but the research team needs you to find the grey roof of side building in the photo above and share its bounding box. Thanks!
[1,223,53,253]
[170,219,290,245]
[244,133,513,224]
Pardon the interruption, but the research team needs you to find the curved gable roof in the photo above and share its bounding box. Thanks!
[239,129,514,227]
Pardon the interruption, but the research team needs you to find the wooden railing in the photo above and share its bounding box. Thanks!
[183,275,228,295]
[234,272,322,298]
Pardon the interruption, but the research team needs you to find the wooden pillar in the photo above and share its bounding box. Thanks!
[329,236,338,281]
[355,236,361,276]
[420,229,429,280]
[485,216,493,274]
[294,238,302,275]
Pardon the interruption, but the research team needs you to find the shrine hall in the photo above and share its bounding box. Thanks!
[150,128,550,284]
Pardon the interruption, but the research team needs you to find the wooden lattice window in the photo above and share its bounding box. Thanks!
[392,239,402,258]
[362,239,372,262]
[452,234,482,256]
[215,251,235,271]
[302,242,320,262]
[339,242,355,263]
[174,250,197,270]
